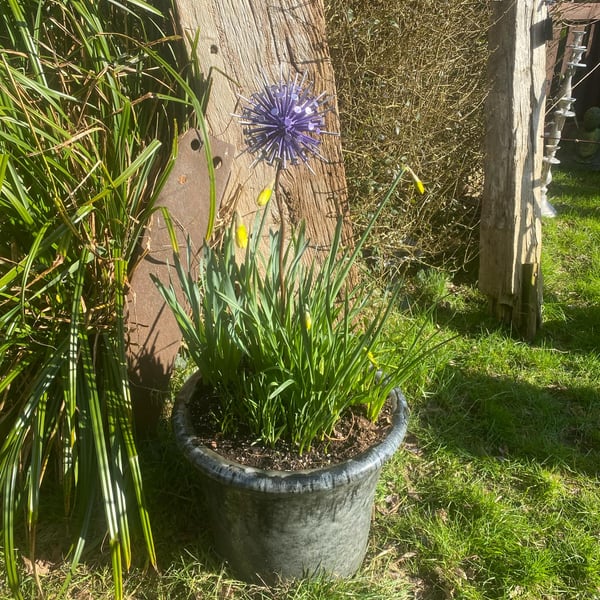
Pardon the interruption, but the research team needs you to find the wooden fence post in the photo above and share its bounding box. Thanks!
[127,2,349,429]
[479,0,549,340]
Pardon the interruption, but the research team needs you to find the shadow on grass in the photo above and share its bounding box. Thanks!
[546,200,600,220]
[541,303,600,355]
[138,424,218,566]
[431,284,598,348]
[418,367,600,476]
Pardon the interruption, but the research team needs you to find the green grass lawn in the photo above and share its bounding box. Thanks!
[2,167,600,599]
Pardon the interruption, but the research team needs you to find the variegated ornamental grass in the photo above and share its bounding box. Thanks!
[0,1,214,598]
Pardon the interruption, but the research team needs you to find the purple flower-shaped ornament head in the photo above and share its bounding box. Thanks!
[237,73,331,170]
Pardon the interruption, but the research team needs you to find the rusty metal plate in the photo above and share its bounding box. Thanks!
[126,132,233,431]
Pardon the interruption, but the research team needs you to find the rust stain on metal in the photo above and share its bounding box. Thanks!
[126,131,233,431]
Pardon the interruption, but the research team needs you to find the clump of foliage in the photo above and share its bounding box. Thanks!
[326,0,490,273]
[0,1,209,597]
[156,166,434,454]
[583,106,600,131]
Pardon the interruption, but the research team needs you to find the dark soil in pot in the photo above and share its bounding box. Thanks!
[187,381,397,471]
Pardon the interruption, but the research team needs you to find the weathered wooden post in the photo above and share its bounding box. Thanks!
[127,0,349,428]
[173,0,349,245]
[479,0,549,340]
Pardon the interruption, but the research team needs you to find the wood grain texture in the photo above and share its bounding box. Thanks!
[558,2,600,23]
[479,0,546,338]
[173,0,349,253]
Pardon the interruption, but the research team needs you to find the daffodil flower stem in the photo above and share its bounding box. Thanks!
[273,163,286,306]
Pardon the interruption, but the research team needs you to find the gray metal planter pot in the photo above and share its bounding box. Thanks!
[172,372,409,584]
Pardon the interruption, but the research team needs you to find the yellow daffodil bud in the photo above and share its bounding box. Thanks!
[413,176,425,195]
[304,306,312,331]
[406,166,425,194]
[257,179,276,206]
[235,214,248,249]
[363,347,379,368]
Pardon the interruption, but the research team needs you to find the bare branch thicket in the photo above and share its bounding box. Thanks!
[326,0,491,276]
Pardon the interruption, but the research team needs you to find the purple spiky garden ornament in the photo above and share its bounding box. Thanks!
[237,72,331,171]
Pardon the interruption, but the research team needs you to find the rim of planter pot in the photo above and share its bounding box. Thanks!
[172,371,410,495]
